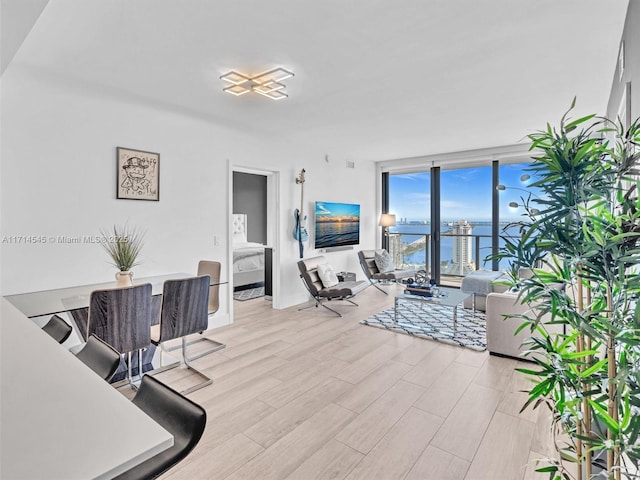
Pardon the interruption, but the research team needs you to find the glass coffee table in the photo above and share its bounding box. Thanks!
[394,286,470,328]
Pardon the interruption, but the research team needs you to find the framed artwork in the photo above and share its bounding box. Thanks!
[116,147,160,201]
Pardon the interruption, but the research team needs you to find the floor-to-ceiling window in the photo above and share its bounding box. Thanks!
[384,159,538,286]
[440,166,493,281]
[496,162,544,272]
[387,172,430,270]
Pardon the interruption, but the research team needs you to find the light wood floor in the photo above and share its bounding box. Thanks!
[127,283,560,480]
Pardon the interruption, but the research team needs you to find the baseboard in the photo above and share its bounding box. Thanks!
[207,312,230,329]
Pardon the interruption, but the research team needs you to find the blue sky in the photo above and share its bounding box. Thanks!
[315,201,360,219]
[389,163,537,222]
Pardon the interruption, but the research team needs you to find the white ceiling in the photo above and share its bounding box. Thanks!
[3,0,630,163]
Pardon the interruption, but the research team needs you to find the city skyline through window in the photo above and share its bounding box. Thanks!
[386,162,541,276]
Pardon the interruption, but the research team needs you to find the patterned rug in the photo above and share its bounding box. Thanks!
[233,286,265,301]
[361,300,487,351]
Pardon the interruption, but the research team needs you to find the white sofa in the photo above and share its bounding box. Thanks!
[485,291,563,360]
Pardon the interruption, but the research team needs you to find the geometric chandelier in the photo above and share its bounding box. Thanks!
[220,67,295,100]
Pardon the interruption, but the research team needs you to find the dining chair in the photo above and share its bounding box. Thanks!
[150,275,213,394]
[194,260,226,352]
[88,283,153,389]
[113,375,206,480]
[41,314,73,344]
[75,334,122,382]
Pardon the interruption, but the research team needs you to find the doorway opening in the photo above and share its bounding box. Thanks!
[229,166,279,312]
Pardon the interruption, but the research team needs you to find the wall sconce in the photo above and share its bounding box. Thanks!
[220,67,294,100]
[378,213,396,236]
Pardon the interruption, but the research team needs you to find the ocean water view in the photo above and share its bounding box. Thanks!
[315,221,359,248]
[390,222,518,273]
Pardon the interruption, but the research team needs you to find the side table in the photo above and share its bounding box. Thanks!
[336,271,356,282]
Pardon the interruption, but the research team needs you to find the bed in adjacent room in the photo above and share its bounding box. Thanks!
[232,214,265,288]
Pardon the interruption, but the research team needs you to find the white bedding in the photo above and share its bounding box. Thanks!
[233,242,265,273]
[232,214,266,287]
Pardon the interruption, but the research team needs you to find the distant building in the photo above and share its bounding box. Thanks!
[442,219,475,275]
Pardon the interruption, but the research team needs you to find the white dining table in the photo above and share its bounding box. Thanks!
[0,298,174,479]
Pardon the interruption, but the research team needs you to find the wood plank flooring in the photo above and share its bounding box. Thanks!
[121,283,560,480]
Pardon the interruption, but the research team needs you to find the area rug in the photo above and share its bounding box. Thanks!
[361,301,487,351]
[233,286,265,301]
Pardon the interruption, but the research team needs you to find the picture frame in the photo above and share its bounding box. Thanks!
[116,147,160,201]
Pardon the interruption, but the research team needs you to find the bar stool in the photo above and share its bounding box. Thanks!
[75,334,122,382]
[41,314,72,344]
[113,374,206,479]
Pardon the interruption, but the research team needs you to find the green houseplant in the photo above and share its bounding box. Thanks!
[493,100,640,479]
[100,224,144,286]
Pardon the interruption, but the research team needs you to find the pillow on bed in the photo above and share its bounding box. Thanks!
[374,250,395,273]
[317,263,339,288]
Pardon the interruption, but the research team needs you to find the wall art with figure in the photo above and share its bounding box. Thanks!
[116,147,160,201]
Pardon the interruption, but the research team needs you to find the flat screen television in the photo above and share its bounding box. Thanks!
[314,201,360,249]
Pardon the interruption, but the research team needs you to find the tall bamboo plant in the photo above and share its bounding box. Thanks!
[494,100,640,479]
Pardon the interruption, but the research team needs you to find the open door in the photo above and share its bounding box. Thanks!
[229,166,279,311]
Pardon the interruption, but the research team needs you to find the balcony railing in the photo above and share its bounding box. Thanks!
[387,231,515,287]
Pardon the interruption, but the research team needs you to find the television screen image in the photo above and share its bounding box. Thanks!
[314,201,360,249]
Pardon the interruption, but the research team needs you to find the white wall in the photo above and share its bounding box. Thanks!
[0,64,377,316]
[606,1,639,123]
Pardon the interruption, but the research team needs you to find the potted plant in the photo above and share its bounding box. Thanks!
[100,224,144,286]
[493,99,640,479]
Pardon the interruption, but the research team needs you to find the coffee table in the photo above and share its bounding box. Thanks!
[394,287,470,328]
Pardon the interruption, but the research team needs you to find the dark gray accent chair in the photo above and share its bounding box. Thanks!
[41,314,73,344]
[150,275,213,394]
[75,334,121,382]
[88,283,153,389]
[358,249,417,295]
[113,375,206,480]
[297,256,368,317]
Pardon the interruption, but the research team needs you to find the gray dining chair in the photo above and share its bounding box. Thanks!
[150,275,213,394]
[88,283,153,389]
[157,262,226,362]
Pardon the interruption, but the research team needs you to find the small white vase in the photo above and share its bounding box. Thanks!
[115,270,134,287]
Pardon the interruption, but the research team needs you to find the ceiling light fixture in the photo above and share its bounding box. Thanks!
[220,67,294,100]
